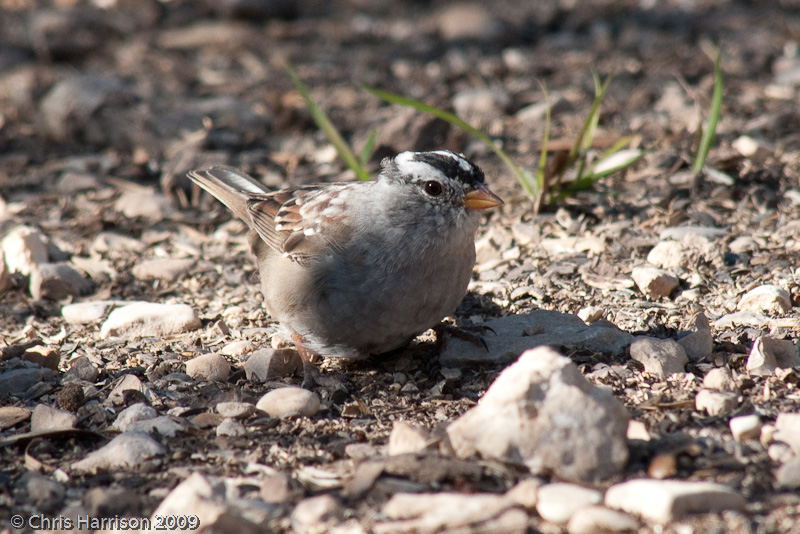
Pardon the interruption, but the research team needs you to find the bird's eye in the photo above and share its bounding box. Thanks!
[424,181,443,196]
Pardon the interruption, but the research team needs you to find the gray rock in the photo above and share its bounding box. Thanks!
[55,172,102,193]
[23,473,66,512]
[216,401,255,419]
[64,356,100,383]
[695,389,738,416]
[536,483,602,524]
[216,418,246,437]
[243,348,302,382]
[31,404,78,432]
[677,312,713,362]
[185,353,230,382]
[132,258,195,282]
[108,373,150,405]
[126,416,183,437]
[112,403,157,432]
[30,262,94,300]
[631,266,679,299]
[100,302,201,338]
[605,479,745,524]
[446,347,629,483]
[0,367,53,396]
[72,432,165,474]
[746,336,800,375]
[629,337,688,379]
[256,387,320,419]
[567,505,639,534]
[39,74,125,141]
[440,310,633,367]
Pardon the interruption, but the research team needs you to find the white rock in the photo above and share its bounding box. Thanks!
[126,416,183,437]
[505,478,542,509]
[220,340,254,357]
[115,190,174,222]
[112,403,157,431]
[72,432,165,473]
[567,505,640,534]
[729,415,762,442]
[132,258,195,281]
[291,495,344,534]
[695,389,738,416]
[91,232,146,255]
[256,387,320,419]
[31,404,77,432]
[1,225,48,275]
[659,226,728,241]
[216,401,255,419]
[604,479,745,524]
[216,418,246,437]
[378,492,524,534]
[100,302,201,338]
[631,267,679,299]
[629,337,688,379]
[776,456,800,489]
[626,420,650,441]
[185,353,230,382]
[108,373,148,405]
[62,300,128,324]
[737,285,792,315]
[151,472,261,532]
[746,336,800,375]
[646,241,686,269]
[446,347,629,483]
[536,483,602,523]
[0,248,9,294]
[702,367,736,392]
[387,421,431,456]
[774,413,800,456]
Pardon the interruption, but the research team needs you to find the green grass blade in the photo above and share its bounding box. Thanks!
[535,80,551,211]
[360,129,378,168]
[692,48,723,175]
[285,62,370,181]
[364,86,537,198]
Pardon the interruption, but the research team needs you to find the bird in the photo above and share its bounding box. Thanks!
[187,150,503,387]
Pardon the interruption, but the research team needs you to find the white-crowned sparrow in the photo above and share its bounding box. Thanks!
[188,150,503,386]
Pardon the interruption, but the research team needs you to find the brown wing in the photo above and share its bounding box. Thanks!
[246,185,351,264]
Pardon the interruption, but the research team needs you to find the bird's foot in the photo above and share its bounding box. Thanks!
[292,333,350,391]
[435,323,496,351]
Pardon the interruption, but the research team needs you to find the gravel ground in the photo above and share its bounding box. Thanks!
[1,1,800,533]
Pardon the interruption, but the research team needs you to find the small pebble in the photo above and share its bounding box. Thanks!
[216,418,246,437]
[100,302,201,338]
[1,225,49,276]
[737,285,792,315]
[216,401,255,419]
[112,403,157,432]
[695,389,738,416]
[387,421,430,455]
[567,505,639,534]
[256,387,320,418]
[71,432,165,474]
[729,415,762,442]
[631,266,679,299]
[629,337,688,379]
[702,367,736,392]
[536,483,602,524]
[30,262,94,300]
[31,404,78,432]
[185,353,230,382]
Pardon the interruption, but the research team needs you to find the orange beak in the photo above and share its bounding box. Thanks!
[464,186,504,210]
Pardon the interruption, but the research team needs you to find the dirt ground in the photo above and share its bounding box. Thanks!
[1,0,800,532]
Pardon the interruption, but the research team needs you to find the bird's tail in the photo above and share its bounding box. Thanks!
[186,166,268,221]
